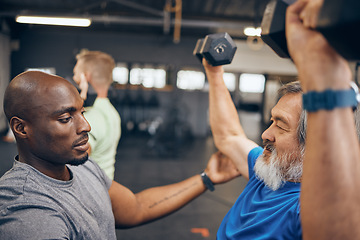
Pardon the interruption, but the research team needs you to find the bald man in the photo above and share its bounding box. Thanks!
[0,71,240,239]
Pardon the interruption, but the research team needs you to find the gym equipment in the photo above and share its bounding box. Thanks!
[261,0,360,60]
[193,32,237,66]
[317,0,360,60]
[261,0,295,58]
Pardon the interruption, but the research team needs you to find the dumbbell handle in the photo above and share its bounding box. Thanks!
[193,38,205,62]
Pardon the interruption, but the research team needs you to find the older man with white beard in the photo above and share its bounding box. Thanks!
[203,59,306,239]
[254,83,306,191]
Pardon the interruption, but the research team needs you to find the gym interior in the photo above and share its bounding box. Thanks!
[1,0,358,239]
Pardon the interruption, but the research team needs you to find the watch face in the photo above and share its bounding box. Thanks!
[350,82,360,104]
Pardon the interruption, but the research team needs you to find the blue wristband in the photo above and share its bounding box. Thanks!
[200,172,215,192]
[302,83,360,112]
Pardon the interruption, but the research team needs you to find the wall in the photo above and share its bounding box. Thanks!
[226,40,297,75]
[11,27,297,77]
[0,31,10,133]
[9,27,297,137]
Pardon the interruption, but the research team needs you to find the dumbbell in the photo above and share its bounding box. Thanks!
[261,0,295,58]
[193,32,237,66]
[261,0,360,60]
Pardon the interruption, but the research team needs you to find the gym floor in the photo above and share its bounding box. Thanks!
[0,133,249,240]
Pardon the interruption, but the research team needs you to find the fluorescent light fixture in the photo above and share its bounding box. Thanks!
[223,73,236,92]
[141,68,166,88]
[176,70,205,90]
[239,73,265,93]
[129,67,166,88]
[244,27,262,37]
[113,65,129,84]
[16,16,91,27]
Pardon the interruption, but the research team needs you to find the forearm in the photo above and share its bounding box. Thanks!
[205,61,257,172]
[301,109,360,240]
[205,62,247,148]
[111,150,242,228]
[294,15,360,239]
[286,1,360,238]
[298,46,360,240]
[114,175,206,228]
[296,23,360,240]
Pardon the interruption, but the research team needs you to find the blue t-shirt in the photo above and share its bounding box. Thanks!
[217,147,302,240]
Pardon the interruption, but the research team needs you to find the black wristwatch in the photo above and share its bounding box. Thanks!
[200,172,215,192]
[302,82,360,112]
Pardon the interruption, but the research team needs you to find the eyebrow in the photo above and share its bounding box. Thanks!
[271,109,290,127]
[51,107,77,116]
[273,116,289,126]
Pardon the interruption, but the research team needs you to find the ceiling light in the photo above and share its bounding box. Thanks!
[16,16,91,27]
[244,27,262,37]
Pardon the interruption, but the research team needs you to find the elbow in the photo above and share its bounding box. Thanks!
[114,215,144,229]
[115,222,140,229]
[213,135,233,152]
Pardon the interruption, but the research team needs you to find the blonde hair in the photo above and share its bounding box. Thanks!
[76,50,115,86]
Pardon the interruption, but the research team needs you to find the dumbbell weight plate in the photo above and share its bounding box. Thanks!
[261,0,360,60]
[200,32,237,66]
[317,0,360,60]
[261,0,296,58]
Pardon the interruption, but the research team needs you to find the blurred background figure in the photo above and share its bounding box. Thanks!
[73,50,121,180]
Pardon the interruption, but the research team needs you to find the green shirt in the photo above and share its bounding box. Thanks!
[84,98,121,179]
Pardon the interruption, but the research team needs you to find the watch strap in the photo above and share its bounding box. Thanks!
[200,172,215,192]
[303,88,358,112]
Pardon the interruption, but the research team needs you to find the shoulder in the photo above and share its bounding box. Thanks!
[0,162,35,202]
[248,146,264,169]
[87,98,114,111]
[248,146,264,159]
[0,201,71,239]
[84,99,114,124]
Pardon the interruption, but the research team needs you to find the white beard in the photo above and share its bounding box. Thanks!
[254,147,304,191]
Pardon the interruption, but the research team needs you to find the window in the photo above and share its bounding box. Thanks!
[176,70,205,90]
[129,65,166,88]
[113,63,129,84]
[141,68,166,88]
[239,73,265,93]
[223,73,236,92]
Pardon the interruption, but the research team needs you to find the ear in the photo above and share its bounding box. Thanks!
[80,73,89,83]
[10,116,28,139]
[79,73,90,100]
[85,73,95,87]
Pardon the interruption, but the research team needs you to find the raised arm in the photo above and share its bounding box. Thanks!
[109,151,240,228]
[203,59,258,178]
[286,1,360,239]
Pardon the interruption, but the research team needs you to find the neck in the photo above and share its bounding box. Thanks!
[94,87,108,98]
[17,154,71,181]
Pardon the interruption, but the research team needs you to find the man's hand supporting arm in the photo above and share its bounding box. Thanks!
[109,151,240,228]
[109,175,207,228]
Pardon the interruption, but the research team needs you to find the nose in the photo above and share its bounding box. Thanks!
[77,114,91,134]
[261,125,275,142]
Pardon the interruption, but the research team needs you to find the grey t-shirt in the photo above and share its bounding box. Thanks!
[0,158,116,240]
